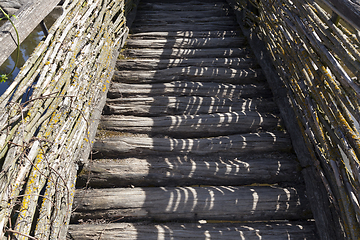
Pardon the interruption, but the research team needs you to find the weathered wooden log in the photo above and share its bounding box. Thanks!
[125,37,245,49]
[122,47,252,59]
[137,2,231,11]
[108,81,272,99]
[92,132,292,157]
[116,57,257,70]
[133,16,237,25]
[135,10,233,18]
[71,186,311,222]
[133,18,237,26]
[76,153,301,188]
[104,96,277,116]
[113,67,264,84]
[99,111,280,137]
[67,221,318,240]
[132,24,239,32]
[129,30,242,38]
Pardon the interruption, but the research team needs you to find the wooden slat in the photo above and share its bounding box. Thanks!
[122,47,251,59]
[125,37,245,49]
[116,57,257,70]
[108,81,271,99]
[0,0,61,66]
[113,67,264,84]
[67,221,318,240]
[92,132,292,157]
[99,111,280,137]
[76,153,301,188]
[104,96,277,116]
[71,186,311,222]
[129,30,242,38]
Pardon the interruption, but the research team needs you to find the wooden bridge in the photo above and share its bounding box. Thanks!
[0,0,359,239]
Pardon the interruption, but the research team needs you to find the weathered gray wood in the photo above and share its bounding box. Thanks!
[71,186,311,222]
[226,0,343,239]
[122,47,251,59]
[108,81,272,99]
[133,16,237,25]
[113,67,264,84]
[104,96,277,116]
[116,57,257,70]
[130,30,242,38]
[325,0,360,30]
[0,0,62,66]
[133,18,237,26]
[67,221,318,240]
[76,153,301,188]
[135,10,233,18]
[132,24,239,32]
[137,2,230,11]
[125,37,245,49]
[99,111,280,137]
[92,132,292,157]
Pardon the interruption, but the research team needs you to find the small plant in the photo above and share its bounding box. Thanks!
[0,7,20,83]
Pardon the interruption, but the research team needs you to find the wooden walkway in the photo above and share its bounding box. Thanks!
[67,0,318,239]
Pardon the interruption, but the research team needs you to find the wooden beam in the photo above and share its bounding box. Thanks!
[92,132,292,158]
[71,186,311,222]
[99,111,281,137]
[108,81,271,99]
[67,221,318,239]
[77,154,301,188]
[0,0,61,66]
[320,0,360,30]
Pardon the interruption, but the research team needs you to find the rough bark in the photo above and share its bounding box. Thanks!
[67,221,318,240]
[76,153,301,188]
[71,186,311,222]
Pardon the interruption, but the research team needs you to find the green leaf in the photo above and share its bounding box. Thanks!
[0,74,8,83]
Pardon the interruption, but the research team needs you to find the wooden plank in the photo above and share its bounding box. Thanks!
[0,0,62,66]
[129,30,242,38]
[67,221,318,239]
[324,0,360,30]
[135,10,233,18]
[125,37,245,49]
[99,111,281,137]
[122,47,251,59]
[137,3,230,11]
[76,153,301,188]
[133,18,237,26]
[133,16,237,25]
[131,24,239,32]
[113,67,264,84]
[108,81,272,99]
[92,132,292,157]
[71,186,311,222]
[116,57,258,70]
[104,96,277,116]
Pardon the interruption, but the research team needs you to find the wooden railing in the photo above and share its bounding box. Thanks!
[228,0,360,239]
[0,0,62,66]
[0,0,138,238]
